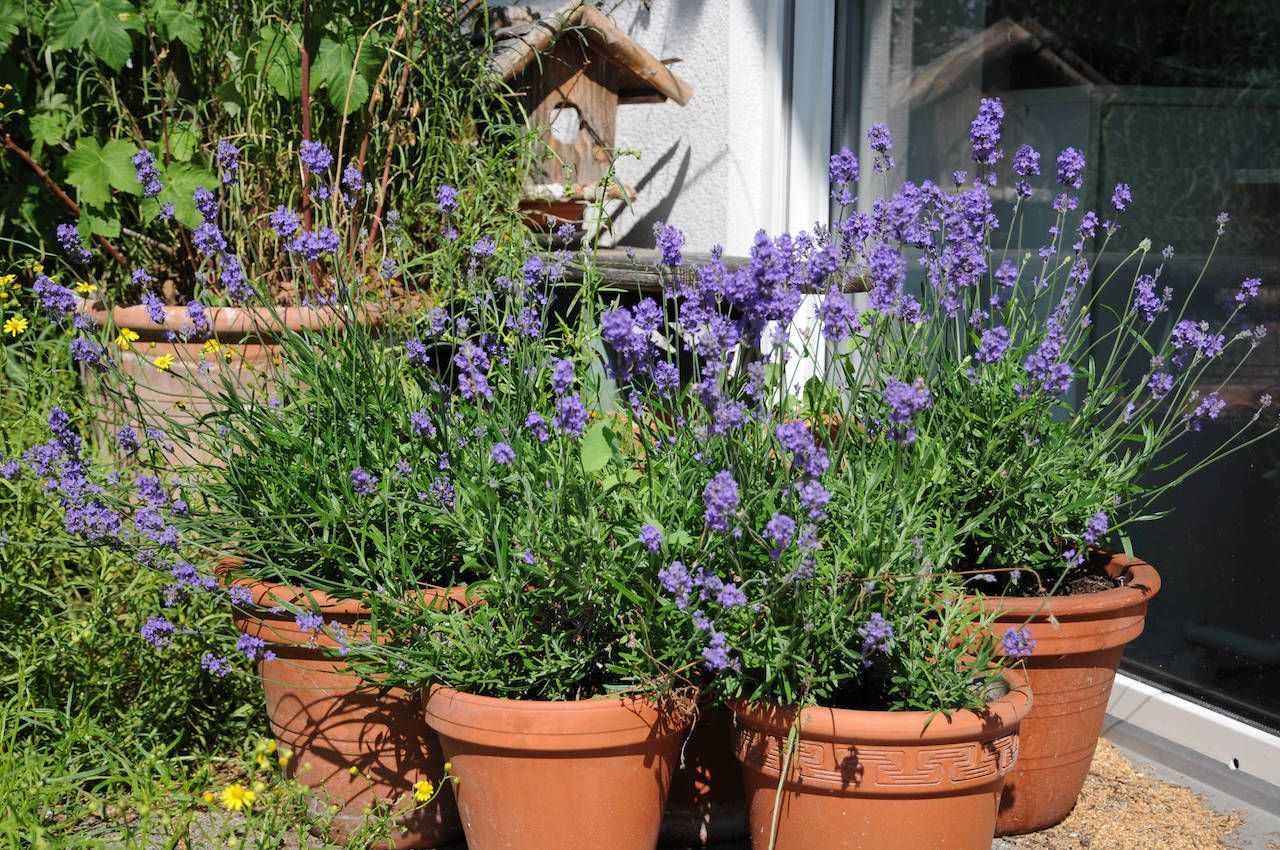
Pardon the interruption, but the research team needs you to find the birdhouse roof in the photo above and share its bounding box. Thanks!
[490,2,693,106]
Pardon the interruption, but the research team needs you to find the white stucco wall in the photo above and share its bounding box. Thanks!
[521,0,781,255]
[604,0,777,255]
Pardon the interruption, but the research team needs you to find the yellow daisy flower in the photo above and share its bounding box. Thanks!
[153,353,175,370]
[219,784,255,811]
[201,791,215,805]
[75,282,96,294]
[115,328,140,349]
[0,274,15,286]
[413,780,434,803]
[3,315,28,336]
[278,748,293,768]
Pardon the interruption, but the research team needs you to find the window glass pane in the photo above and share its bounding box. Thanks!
[865,0,1280,730]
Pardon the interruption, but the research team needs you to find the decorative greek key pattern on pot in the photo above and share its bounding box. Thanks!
[735,725,1018,790]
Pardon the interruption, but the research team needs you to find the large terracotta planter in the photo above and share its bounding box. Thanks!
[76,298,378,465]
[423,685,693,850]
[731,683,1030,850]
[230,575,465,848]
[660,709,749,846]
[972,551,1161,836]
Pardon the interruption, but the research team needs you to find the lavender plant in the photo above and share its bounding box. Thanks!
[8,142,523,677]
[354,175,1012,711]
[811,99,1276,593]
[2,1,533,305]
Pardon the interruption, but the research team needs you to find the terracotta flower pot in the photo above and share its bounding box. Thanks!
[660,709,749,846]
[423,685,694,850]
[971,551,1161,836]
[230,575,465,849]
[76,298,379,466]
[731,682,1030,850]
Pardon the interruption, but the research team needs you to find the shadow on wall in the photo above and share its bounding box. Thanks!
[613,142,691,245]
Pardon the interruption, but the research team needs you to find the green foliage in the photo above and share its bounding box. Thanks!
[0,320,265,846]
[46,0,145,72]
[1,1,532,304]
[63,137,140,208]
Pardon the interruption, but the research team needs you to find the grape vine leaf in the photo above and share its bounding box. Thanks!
[0,4,25,54]
[47,0,143,72]
[64,137,141,207]
[151,0,203,52]
[140,161,215,228]
[312,35,382,113]
[80,204,122,238]
[166,122,198,163]
[29,110,71,150]
[254,24,301,100]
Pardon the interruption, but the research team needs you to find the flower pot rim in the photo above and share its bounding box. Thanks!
[965,550,1160,618]
[423,684,695,750]
[75,296,387,341]
[729,673,1030,745]
[425,683,688,712]
[217,558,470,618]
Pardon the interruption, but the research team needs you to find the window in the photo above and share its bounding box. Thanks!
[832,0,1280,731]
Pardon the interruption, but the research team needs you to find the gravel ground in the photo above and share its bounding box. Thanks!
[111,738,1276,849]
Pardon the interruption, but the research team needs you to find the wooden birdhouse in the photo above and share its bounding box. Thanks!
[490,2,693,230]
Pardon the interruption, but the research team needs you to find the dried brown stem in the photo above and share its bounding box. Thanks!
[3,132,128,267]
[299,0,317,296]
[367,8,420,253]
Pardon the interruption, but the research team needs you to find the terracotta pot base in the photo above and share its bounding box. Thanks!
[732,684,1030,850]
[424,686,693,850]
[971,552,1161,836]
[230,575,463,848]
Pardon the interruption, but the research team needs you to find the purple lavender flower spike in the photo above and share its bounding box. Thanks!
[236,633,267,660]
[975,326,1010,364]
[299,140,333,174]
[132,148,163,197]
[1236,277,1262,306]
[524,411,549,442]
[56,223,91,264]
[703,470,740,534]
[491,442,515,465]
[552,393,587,437]
[350,467,378,497]
[200,653,232,677]
[764,513,796,559]
[701,631,734,672]
[1111,183,1132,212]
[653,222,685,267]
[882,377,933,444]
[141,616,177,647]
[216,140,240,185]
[1002,627,1036,659]
[193,185,218,222]
[638,524,662,554]
[1082,510,1108,544]
[1056,147,1086,190]
[969,97,1004,166]
[33,275,77,316]
[270,205,300,238]
[858,613,893,661]
[436,184,458,214]
[867,123,895,172]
